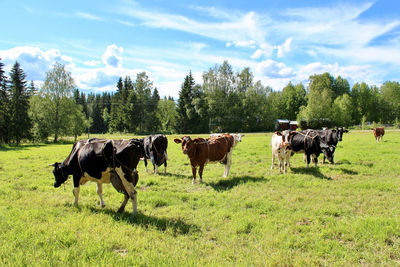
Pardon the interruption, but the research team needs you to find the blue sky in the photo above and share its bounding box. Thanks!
[1,0,399,98]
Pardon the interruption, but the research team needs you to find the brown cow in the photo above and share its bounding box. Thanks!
[373,127,385,143]
[174,134,234,184]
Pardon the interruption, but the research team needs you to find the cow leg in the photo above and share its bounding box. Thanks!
[306,154,311,168]
[117,194,129,213]
[73,187,80,206]
[97,183,106,208]
[224,152,232,177]
[115,168,138,215]
[144,158,148,172]
[153,164,158,175]
[312,154,318,167]
[271,151,275,170]
[198,165,204,183]
[191,166,197,184]
[164,161,167,175]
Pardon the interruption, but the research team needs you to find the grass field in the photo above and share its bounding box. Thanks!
[0,131,400,266]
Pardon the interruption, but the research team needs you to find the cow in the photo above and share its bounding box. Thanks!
[174,134,234,184]
[143,134,168,174]
[210,133,244,148]
[314,129,339,164]
[270,131,291,173]
[373,127,385,142]
[282,130,332,168]
[335,127,348,142]
[51,138,142,215]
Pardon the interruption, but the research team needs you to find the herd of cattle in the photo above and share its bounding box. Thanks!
[51,127,384,216]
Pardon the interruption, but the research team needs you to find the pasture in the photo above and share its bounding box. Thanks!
[0,131,400,266]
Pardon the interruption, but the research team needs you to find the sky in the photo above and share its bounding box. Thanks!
[1,0,399,98]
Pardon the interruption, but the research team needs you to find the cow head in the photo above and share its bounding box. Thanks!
[275,131,291,149]
[320,142,334,164]
[174,136,196,158]
[335,127,348,141]
[51,162,69,188]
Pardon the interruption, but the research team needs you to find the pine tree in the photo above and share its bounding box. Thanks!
[8,61,31,144]
[0,58,10,143]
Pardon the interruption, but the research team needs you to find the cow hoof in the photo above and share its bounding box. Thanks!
[101,204,106,208]
[199,179,203,183]
[117,207,125,213]
[192,179,196,184]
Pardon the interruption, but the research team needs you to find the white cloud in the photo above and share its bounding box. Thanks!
[256,59,295,79]
[226,40,256,48]
[276,38,292,58]
[76,12,103,21]
[0,46,73,81]
[102,45,124,68]
[83,60,101,66]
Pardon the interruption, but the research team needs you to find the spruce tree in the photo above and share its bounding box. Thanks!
[8,61,31,144]
[0,58,10,143]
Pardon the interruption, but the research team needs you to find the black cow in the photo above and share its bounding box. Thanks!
[314,129,338,164]
[51,138,142,215]
[283,130,332,168]
[335,127,348,141]
[143,134,168,174]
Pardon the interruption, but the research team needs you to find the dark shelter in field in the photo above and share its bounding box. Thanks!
[275,119,298,131]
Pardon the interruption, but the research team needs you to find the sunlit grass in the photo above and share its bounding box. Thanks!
[0,131,400,265]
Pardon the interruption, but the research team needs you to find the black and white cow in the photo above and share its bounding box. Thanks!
[315,127,348,163]
[335,127,348,141]
[143,134,168,174]
[51,138,142,215]
[283,130,333,168]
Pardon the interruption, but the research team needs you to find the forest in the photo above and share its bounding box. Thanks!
[1,59,400,144]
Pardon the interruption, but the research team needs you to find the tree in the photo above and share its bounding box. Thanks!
[280,82,307,120]
[380,81,400,123]
[8,62,31,144]
[332,94,353,127]
[0,58,10,144]
[176,71,197,133]
[298,73,335,128]
[40,62,79,142]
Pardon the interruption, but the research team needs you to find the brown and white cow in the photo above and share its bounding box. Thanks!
[270,131,291,173]
[174,134,234,184]
[373,127,385,143]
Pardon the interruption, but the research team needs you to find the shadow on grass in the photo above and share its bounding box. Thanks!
[163,172,191,180]
[290,167,332,180]
[339,168,358,175]
[86,205,199,235]
[0,143,47,151]
[207,176,268,191]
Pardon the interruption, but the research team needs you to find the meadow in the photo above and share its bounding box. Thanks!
[0,131,400,266]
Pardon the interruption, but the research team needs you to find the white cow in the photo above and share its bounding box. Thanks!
[210,133,244,147]
[270,131,292,173]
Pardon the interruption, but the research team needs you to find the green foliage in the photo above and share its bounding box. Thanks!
[1,131,400,265]
[8,62,31,144]
[332,94,353,127]
[41,62,76,142]
[0,58,10,144]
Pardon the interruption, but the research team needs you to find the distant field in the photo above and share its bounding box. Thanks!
[0,131,400,266]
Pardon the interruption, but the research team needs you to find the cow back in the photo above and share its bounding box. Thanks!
[77,140,114,179]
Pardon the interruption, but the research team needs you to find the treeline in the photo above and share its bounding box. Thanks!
[1,59,400,144]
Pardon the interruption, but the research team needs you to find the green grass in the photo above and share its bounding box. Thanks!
[1,131,400,266]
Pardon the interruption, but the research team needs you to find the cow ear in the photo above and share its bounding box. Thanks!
[275,131,282,136]
[174,138,182,144]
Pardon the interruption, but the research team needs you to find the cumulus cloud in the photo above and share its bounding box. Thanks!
[0,46,73,81]
[102,44,124,68]
[226,40,256,49]
[256,59,295,79]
